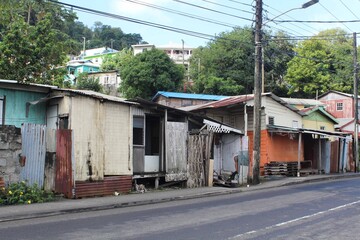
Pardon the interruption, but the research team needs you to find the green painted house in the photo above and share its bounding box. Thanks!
[65,59,100,85]
[301,106,338,132]
[0,80,55,127]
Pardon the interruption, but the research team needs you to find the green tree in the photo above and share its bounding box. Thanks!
[85,22,143,51]
[193,75,243,95]
[285,28,354,98]
[263,31,295,96]
[76,73,103,92]
[101,48,133,71]
[0,0,74,85]
[0,14,69,84]
[189,27,295,96]
[190,27,255,95]
[120,48,184,99]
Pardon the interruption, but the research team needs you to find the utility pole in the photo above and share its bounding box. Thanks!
[110,39,114,50]
[82,37,86,58]
[252,0,262,184]
[353,32,359,172]
[181,39,185,66]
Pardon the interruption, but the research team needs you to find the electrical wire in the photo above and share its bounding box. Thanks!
[263,3,318,35]
[268,32,359,41]
[172,0,254,22]
[122,0,238,28]
[200,0,254,15]
[224,0,254,7]
[339,0,360,19]
[51,1,258,47]
[319,2,352,32]
[52,1,217,41]
[274,19,360,24]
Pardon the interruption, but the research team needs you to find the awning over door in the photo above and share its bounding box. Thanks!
[203,119,242,134]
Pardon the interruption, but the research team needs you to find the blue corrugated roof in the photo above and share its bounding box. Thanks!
[152,91,228,101]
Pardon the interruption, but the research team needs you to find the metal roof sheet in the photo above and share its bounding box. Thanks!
[152,91,229,101]
[186,93,305,116]
[56,89,138,105]
[281,97,324,106]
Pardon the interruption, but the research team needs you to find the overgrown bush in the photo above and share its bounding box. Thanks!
[0,181,54,205]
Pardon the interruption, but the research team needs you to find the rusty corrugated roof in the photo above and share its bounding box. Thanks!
[186,93,305,116]
[189,94,254,110]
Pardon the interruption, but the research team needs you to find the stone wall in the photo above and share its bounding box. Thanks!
[0,126,22,186]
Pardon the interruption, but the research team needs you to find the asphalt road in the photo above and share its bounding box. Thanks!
[1,178,360,240]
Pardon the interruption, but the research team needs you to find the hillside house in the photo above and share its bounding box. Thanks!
[81,47,118,65]
[152,91,228,108]
[65,59,100,85]
[88,70,121,96]
[132,43,194,83]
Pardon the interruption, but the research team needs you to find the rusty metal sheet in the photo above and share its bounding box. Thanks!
[74,176,132,198]
[55,129,73,198]
[330,141,339,173]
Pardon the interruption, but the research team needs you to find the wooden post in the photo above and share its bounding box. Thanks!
[353,32,359,172]
[297,132,302,177]
[252,0,263,184]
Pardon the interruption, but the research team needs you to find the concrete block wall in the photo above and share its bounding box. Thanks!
[0,126,22,186]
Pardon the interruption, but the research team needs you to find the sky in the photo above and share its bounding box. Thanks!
[59,0,360,48]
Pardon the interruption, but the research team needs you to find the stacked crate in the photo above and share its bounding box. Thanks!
[264,162,298,177]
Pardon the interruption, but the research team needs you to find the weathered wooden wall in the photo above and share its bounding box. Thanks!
[166,122,187,182]
[187,130,213,188]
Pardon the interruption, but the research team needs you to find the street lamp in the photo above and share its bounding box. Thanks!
[263,0,319,25]
[252,0,319,184]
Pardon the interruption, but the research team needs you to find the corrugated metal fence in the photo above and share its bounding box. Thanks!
[55,129,73,198]
[20,123,46,187]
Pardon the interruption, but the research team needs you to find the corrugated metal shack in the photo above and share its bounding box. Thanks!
[131,98,245,188]
[131,98,202,187]
[46,89,138,198]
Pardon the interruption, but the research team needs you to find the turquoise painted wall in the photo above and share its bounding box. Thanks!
[0,89,47,127]
[67,65,100,77]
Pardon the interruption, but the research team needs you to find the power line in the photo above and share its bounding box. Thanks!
[172,0,254,22]
[122,0,238,28]
[268,32,359,41]
[52,1,215,40]
[51,1,257,47]
[339,0,360,20]
[200,0,254,15]
[263,3,318,35]
[274,19,360,24]
[224,0,254,7]
[319,2,352,32]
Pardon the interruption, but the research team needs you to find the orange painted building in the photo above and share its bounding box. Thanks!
[247,130,304,175]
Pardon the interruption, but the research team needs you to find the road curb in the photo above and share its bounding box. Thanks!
[1,174,360,223]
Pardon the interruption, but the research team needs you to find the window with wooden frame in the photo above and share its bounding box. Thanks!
[133,116,144,146]
[336,102,343,111]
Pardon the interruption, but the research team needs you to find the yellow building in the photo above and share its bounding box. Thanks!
[301,106,338,132]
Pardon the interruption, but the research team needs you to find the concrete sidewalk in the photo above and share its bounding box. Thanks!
[1,173,359,223]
